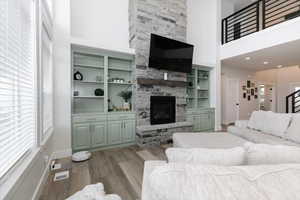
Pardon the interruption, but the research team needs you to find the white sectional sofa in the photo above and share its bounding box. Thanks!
[228,111,300,146]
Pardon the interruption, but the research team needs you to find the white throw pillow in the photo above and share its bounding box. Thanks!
[166,147,245,166]
[286,114,300,143]
[247,111,271,131]
[244,142,300,165]
[261,112,292,138]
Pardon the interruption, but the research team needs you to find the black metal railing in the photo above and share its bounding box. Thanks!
[286,89,300,113]
[222,0,300,44]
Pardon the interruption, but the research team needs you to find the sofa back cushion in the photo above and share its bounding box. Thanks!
[261,112,292,138]
[247,111,270,131]
[286,114,300,143]
[244,142,300,165]
[248,111,291,137]
[149,163,300,200]
[166,147,245,166]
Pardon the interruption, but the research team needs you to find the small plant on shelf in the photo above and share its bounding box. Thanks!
[118,91,132,102]
[118,90,132,111]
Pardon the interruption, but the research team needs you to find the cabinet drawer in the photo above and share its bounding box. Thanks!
[107,113,135,121]
[73,115,106,123]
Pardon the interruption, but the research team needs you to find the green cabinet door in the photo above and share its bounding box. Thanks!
[73,123,91,150]
[107,121,122,145]
[122,119,135,143]
[199,112,212,131]
[91,122,107,148]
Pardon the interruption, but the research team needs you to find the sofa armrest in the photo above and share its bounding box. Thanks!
[235,120,249,128]
[142,160,167,200]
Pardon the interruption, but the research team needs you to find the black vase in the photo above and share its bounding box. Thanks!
[74,71,83,81]
[94,88,104,96]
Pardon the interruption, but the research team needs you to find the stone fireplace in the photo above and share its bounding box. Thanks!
[129,0,188,126]
[150,96,176,125]
[129,0,193,146]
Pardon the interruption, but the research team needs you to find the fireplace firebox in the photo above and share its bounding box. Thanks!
[150,96,176,125]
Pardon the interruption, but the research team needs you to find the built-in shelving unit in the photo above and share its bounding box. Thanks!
[71,45,136,152]
[186,66,215,132]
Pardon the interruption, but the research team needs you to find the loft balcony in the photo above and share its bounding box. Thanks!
[222,0,300,44]
[221,0,300,60]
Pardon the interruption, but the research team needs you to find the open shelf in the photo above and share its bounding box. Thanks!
[186,67,210,109]
[73,96,104,99]
[74,80,104,84]
[74,64,105,70]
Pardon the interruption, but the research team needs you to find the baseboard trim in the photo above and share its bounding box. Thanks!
[52,149,72,159]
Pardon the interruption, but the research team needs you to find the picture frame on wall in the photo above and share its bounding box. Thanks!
[248,95,251,101]
[247,89,250,94]
[255,95,258,99]
[243,93,247,99]
[251,89,255,96]
[255,87,258,93]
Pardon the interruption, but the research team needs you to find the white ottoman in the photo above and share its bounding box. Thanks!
[173,132,247,148]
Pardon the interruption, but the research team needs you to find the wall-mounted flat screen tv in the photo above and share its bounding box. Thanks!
[148,34,194,73]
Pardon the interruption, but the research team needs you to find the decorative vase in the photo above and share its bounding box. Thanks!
[123,102,130,110]
[94,88,104,96]
[74,71,83,81]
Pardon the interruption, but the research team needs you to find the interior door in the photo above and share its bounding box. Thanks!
[226,78,240,124]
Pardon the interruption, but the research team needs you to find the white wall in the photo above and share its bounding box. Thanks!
[221,0,234,19]
[187,0,222,130]
[71,0,132,53]
[221,17,300,59]
[222,66,259,124]
[255,66,300,113]
[53,0,72,157]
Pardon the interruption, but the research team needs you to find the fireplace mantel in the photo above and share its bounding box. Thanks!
[137,78,187,88]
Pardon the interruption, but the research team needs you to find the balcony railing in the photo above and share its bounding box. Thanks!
[222,0,300,44]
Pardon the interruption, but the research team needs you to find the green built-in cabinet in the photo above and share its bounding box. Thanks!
[71,45,136,152]
[186,66,215,131]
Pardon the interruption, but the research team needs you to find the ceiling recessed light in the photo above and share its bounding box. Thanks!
[263,61,269,65]
[245,57,251,60]
[277,65,283,68]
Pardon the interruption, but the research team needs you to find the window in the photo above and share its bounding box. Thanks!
[0,0,36,178]
[40,0,53,142]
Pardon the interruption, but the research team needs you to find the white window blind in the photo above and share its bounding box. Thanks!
[0,0,36,178]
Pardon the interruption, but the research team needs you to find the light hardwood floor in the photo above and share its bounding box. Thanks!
[39,145,168,200]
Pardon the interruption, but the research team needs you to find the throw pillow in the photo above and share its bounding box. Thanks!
[244,142,300,165]
[166,147,245,166]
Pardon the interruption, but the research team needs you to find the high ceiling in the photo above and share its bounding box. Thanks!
[221,39,300,71]
[227,0,255,11]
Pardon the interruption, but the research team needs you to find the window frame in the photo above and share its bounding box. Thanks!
[38,0,54,145]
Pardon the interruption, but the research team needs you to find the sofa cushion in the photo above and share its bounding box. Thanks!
[244,142,300,165]
[173,132,247,148]
[261,112,292,138]
[228,126,298,146]
[247,110,270,131]
[149,163,300,200]
[286,114,300,143]
[166,147,245,166]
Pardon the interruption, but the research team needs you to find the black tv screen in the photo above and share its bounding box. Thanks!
[148,34,194,73]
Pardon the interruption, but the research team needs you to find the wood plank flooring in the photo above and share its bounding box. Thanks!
[39,145,168,200]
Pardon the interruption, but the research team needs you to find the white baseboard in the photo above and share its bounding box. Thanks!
[52,149,72,159]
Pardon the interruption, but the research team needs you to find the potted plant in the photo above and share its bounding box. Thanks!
[118,91,132,111]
